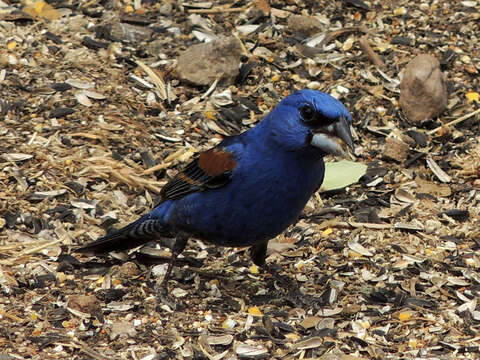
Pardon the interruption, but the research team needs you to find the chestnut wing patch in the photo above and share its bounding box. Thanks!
[160,149,237,201]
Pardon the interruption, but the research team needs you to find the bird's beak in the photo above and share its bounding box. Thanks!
[310,116,354,156]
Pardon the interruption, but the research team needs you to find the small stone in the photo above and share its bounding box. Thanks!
[110,321,137,340]
[176,36,244,86]
[424,219,441,234]
[159,0,173,15]
[67,294,100,314]
[147,39,165,57]
[287,15,322,36]
[343,304,362,316]
[405,130,428,147]
[399,54,448,123]
[461,55,471,63]
[118,262,139,277]
[56,272,67,284]
[108,22,153,43]
[383,137,410,163]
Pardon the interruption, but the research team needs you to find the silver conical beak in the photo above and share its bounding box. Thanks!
[310,116,354,156]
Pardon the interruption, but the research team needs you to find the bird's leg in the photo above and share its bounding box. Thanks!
[155,233,189,307]
[250,241,268,267]
[251,242,322,309]
[251,241,290,280]
[160,235,188,288]
[251,241,303,300]
[251,241,289,281]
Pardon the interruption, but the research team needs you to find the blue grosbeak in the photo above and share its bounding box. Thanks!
[77,89,354,288]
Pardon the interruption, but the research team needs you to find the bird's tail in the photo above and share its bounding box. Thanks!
[76,213,173,255]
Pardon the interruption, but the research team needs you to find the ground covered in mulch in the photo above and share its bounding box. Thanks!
[1,0,480,359]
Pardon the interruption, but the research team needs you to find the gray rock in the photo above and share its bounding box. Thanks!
[287,15,322,36]
[108,22,153,43]
[399,54,447,123]
[159,0,173,15]
[176,36,244,86]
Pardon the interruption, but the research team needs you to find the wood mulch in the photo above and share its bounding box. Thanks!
[0,0,479,359]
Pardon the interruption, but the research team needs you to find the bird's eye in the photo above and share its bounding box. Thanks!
[300,105,315,122]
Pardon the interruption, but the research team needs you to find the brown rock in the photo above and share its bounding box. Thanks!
[287,15,322,36]
[399,54,447,123]
[118,261,140,277]
[383,137,410,163]
[176,36,244,86]
[253,0,271,16]
[67,294,100,314]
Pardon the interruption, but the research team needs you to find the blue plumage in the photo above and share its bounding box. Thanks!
[77,89,354,276]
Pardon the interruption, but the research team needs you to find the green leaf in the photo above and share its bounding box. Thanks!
[320,160,367,192]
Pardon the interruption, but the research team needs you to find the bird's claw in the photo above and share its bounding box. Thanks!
[155,283,184,311]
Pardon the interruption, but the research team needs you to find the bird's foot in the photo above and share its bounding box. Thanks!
[263,263,297,289]
[154,235,189,311]
[154,282,185,311]
[263,264,324,310]
[155,283,173,309]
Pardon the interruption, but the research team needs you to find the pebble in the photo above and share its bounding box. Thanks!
[176,36,244,86]
[67,294,100,314]
[384,137,410,163]
[399,54,447,123]
[110,321,137,340]
[424,219,441,234]
[287,15,322,35]
[118,262,140,277]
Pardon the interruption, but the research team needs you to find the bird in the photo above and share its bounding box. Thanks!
[76,89,354,294]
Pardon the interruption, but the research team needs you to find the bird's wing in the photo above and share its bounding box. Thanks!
[160,147,238,201]
[76,141,242,255]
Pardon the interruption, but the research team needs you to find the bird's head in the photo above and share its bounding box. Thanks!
[265,89,354,157]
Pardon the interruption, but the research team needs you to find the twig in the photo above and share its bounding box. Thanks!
[187,7,244,14]
[319,25,369,47]
[142,162,172,175]
[359,84,396,102]
[0,239,39,252]
[0,309,24,323]
[68,340,110,360]
[358,35,385,69]
[427,108,480,135]
[22,238,64,255]
[0,255,31,266]
[317,219,392,230]
[233,32,250,57]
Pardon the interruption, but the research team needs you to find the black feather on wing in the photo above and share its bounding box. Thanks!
[76,148,238,255]
[160,148,238,201]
